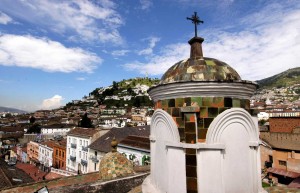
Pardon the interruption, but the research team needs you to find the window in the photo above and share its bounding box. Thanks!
[79,151,81,158]
[62,152,64,158]
[56,149,58,156]
[62,161,64,168]
[94,163,97,171]
[279,160,287,166]
[59,150,61,156]
[80,140,82,146]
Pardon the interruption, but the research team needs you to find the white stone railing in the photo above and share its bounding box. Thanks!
[50,168,77,176]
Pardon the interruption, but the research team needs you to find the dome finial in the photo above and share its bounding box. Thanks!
[187,12,205,58]
[187,11,204,37]
[111,137,118,152]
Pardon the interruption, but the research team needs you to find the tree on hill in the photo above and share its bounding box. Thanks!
[79,113,93,128]
[26,123,41,134]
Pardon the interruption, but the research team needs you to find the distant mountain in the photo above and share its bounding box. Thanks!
[257,67,300,89]
[0,106,27,114]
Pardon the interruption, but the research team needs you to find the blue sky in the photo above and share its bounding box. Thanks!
[0,0,299,112]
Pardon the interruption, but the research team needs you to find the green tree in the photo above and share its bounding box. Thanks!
[79,113,93,128]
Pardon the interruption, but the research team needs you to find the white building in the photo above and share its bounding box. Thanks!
[38,141,55,172]
[66,128,100,174]
[118,136,150,166]
[41,125,73,136]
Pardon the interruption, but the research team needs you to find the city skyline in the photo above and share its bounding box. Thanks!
[0,0,299,111]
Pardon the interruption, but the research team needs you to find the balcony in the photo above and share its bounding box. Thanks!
[82,146,88,152]
[90,155,100,163]
[71,143,77,149]
[70,155,76,161]
[81,159,88,166]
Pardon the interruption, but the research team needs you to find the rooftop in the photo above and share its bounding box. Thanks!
[67,127,99,138]
[89,126,150,153]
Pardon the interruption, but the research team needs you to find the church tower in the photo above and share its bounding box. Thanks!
[145,12,266,193]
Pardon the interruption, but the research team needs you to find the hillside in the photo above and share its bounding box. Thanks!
[65,77,160,109]
[257,67,300,89]
[0,106,27,114]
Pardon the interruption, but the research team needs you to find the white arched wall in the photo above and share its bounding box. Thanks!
[198,108,265,193]
[150,109,186,193]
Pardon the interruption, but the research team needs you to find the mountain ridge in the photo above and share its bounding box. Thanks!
[256,67,300,89]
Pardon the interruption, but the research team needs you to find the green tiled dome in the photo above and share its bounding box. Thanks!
[99,152,134,180]
[160,57,241,84]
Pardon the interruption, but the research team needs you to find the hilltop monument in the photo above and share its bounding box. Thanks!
[144,12,266,193]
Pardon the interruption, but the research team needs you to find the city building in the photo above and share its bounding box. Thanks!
[27,141,40,166]
[88,126,150,173]
[39,141,55,172]
[52,139,67,170]
[66,127,101,174]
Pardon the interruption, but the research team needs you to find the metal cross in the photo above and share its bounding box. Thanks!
[187,12,204,37]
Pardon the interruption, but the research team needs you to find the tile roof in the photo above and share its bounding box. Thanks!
[67,127,99,138]
[41,141,56,148]
[89,126,150,153]
[119,135,150,151]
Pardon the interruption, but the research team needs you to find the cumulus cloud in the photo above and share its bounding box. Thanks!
[40,95,64,110]
[76,77,86,81]
[137,37,160,56]
[125,43,189,75]
[140,0,153,10]
[123,2,300,80]
[0,0,123,44]
[0,34,101,73]
[0,12,12,24]
[111,49,130,56]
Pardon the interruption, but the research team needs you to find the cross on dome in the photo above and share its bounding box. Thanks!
[187,12,204,37]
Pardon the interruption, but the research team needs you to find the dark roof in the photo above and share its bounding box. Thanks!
[89,126,150,153]
[41,124,76,129]
[119,135,150,151]
[67,127,99,138]
[0,127,24,133]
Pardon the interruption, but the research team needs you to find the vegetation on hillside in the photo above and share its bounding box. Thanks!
[88,77,159,108]
[257,67,300,89]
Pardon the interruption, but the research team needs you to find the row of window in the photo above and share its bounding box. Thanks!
[55,149,65,158]
[68,137,89,147]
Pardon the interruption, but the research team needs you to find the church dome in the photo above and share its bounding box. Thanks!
[160,57,241,84]
[159,36,241,85]
[99,138,134,180]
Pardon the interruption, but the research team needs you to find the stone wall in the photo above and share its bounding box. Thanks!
[260,132,300,151]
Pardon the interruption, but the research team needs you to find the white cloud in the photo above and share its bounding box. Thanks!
[138,37,160,55]
[140,0,153,10]
[0,0,123,44]
[76,77,86,81]
[123,3,300,81]
[0,34,101,73]
[124,43,189,75]
[40,95,64,110]
[0,12,12,24]
[111,50,130,56]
